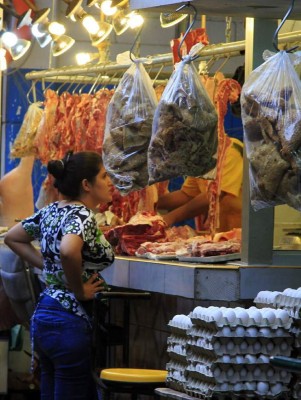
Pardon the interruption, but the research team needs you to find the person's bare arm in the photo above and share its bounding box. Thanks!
[157,190,193,211]
[4,223,43,269]
[60,234,104,301]
[162,192,210,227]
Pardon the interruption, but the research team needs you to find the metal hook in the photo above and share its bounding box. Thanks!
[129,25,143,62]
[26,81,37,105]
[89,73,102,95]
[273,0,297,53]
[177,2,198,62]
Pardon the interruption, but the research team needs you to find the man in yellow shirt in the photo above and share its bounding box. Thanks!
[157,138,243,232]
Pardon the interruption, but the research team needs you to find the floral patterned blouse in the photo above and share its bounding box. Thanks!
[22,202,114,321]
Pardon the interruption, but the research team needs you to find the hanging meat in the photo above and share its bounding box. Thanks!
[241,51,301,211]
[148,54,218,185]
[10,102,43,158]
[103,62,158,195]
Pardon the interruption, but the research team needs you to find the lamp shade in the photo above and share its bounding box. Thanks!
[65,0,83,18]
[35,33,52,48]
[90,21,113,46]
[51,35,75,56]
[6,38,31,60]
[32,8,51,24]
[113,9,130,35]
[160,12,188,28]
[0,48,7,70]
[16,9,33,29]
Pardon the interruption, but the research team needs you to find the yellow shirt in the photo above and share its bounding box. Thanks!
[181,137,243,230]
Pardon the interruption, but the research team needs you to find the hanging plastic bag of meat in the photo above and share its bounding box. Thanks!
[10,102,43,158]
[241,50,301,211]
[148,44,218,185]
[102,52,158,195]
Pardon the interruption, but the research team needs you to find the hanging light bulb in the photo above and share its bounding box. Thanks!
[90,21,113,46]
[48,22,66,36]
[51,34,75,57]
[0,48,7,71]
[127,12,144,29]
[101,1,118,16]
[75,52,99,65]
[2,32,18,48]
[82,14,100,35]
[3,36,31,60]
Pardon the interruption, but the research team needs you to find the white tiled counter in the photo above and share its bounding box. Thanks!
[101,256,301,301]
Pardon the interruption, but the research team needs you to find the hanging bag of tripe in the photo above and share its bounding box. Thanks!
[103,51,157,195]
[241,50,301,211]
[148,43,218,184]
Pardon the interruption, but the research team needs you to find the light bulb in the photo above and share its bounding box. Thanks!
[101,1,117,16]
[2,32,18,47]
[82,14,99,35]
[127,12,144,29]
[76,52,94,65]
[48,22,66,36]
[31,23,45,38]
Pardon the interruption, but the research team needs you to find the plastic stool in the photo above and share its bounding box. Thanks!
[99,368,167,400]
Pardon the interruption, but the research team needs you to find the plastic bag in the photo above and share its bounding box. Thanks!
[241,50,301,211]
[102,53,158,195]
[10,102,43,158]
[148,47,218,185]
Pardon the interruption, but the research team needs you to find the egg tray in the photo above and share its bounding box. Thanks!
[187,338,292,357]
[185,379,290,399]
[168,350,189,363]
[166,377,186,393]
[188,326,292,340]
[185,365,291,385]
[168,321,192,335]
[189,315,292,330]
[168,334,190,345]
[167,360,188,372]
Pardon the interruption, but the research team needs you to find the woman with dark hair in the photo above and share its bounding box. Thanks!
[4,151,114,400]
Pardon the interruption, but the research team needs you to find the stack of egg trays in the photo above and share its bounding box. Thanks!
[166,316,191,392]
[185,309,293,399]
[255,289,301,398]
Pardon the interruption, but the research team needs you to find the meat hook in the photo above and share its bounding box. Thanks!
[129,25,143,62]
[273,0,298,53]
[177,1,198,62]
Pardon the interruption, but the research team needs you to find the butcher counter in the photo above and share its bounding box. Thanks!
[101,255,301,302]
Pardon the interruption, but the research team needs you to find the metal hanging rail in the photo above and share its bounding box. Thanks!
[25,29,301,82]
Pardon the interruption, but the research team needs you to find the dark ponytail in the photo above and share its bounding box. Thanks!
[47,151,102,199]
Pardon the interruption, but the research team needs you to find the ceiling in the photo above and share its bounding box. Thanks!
[130,0,301,19]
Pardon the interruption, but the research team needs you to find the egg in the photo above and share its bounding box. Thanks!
[270,383,282,395]
[248,308,263,324]
[222,326,232,336]
[279,340,289,352]
[259,327,271,337]
[239,341,249,352]
[262,309,276,325]
[246,327,258,337]
[210,309,223,323]
[245,354,256,363]
[222,354,231,363]
[266,341,274,352]
[235,326,245,336]
[239,367,248,379]
[233,383,244,391]
[226,341,235,352]
[235,355,244,363]
[254,367,262,378]
[275,309,290,324]
[257,381,269,395]
[266,368,274,378]
[235,309,249,325]
[275,327,285,336]
[252,341,262,353]
[226,367,235,378]
[224,309,236,324]
[213,367,222,378]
